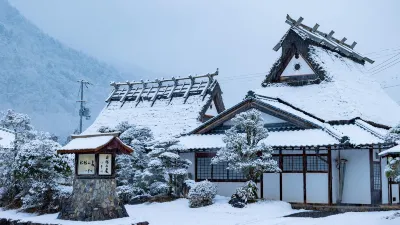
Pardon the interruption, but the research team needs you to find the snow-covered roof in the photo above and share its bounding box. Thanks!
[331,124,385,146]
[179,129,339,150]
[257,46,400,126]
[378,144,400,157]
[58,132,133,154]
[0,127,15,149]
[84,71,224,138]
[273,15,373,64]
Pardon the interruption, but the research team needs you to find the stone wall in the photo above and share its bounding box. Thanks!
[58,178,128,221]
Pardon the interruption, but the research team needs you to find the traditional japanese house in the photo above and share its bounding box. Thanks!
[83,69,225,138]
[177,15,400,205]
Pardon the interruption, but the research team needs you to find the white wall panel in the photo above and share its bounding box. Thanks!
[340,150,371,204]
[381,159,389,204]
[282,173,303,203]
[391,184,399,204]
[306,174,328,203]
[263,173,280,200]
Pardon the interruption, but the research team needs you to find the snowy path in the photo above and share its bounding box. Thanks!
[0,196,399,225]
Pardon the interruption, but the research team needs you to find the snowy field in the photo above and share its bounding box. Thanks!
[0,196,399,225]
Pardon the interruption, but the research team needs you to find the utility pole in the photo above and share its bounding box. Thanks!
[77,80,92,134]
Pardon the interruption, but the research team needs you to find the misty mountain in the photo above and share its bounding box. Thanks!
[0,0,138,139]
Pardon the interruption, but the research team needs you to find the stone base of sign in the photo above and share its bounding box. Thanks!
[58,178,128,221]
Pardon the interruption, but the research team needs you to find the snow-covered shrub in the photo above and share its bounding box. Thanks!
[212,109,280,199]
[150,139,191,196]
[149,182,169,196]
[385,122,400,143]
[188,180,217,208]
[99,122,155,201]
[229,181,258,208]
[0,110,72,213]
[385,157,400,182]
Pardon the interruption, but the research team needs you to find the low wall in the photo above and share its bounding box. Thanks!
[0,218,59,225]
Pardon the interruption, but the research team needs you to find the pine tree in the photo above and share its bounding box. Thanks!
[212,109,280,191]
[385,122,400,143]
[384,121,400,183]
[0,109,72,213]
[98,122,155,200]
[146,139,191,196]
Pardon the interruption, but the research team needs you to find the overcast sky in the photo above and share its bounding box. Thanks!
[9,0,400,106]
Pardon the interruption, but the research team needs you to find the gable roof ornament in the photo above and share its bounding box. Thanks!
[273,14,374,64]
[107,69,219,104]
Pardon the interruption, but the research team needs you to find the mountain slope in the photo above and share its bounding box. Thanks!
[0,0,130,138]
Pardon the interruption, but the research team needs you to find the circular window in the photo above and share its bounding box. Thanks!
[294,63,301,70]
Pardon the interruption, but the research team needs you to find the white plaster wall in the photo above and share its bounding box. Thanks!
[179,152,195,180]
[263,173,280,200]
[381,158,389,204]
[282,173,303,203]
[306,174,328,203]
[215,182,261,197]
[391,184,400,204]
[340,150,371,204]
[331,150,339,204]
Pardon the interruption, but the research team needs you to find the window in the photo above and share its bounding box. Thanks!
[195,153,246,181]
[196,157,212,180]
[307,155,328,172]
[282,155,303,172]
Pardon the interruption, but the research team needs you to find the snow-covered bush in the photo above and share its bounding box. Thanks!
[212,109,280,198]
[98,122,154,202]
[148,139,191,196]
[385,157,400,182]
[149,182,169,196]
[0,110,72,213]
[229,181,258,208]
[188,180,217,208]
[385,122,400,143]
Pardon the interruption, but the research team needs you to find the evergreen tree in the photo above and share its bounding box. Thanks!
[211,109,280,194]
[385,122,400,143]
[146,139,191,196]
[98,122,155,200]
[0,109,72,213]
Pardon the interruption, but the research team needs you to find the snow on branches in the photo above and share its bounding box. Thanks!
[385,122,400,143]
[212,109,280,184]
[385,157,400,183]
[0,109,72,213]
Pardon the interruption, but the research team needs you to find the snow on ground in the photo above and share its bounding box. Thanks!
[0,196,399,225]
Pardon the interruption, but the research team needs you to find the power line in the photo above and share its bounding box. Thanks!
[364,47,400,56]
[371,59,400,75]
[382,83,400,89]
[367,52,400,72]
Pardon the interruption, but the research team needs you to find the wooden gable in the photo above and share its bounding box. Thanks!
[188,96,322,135]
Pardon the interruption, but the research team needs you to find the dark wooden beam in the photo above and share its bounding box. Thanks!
[328,146,333,205]
[279,149,283,201]
[303,148,307,204]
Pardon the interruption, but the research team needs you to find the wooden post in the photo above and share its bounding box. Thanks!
[279,149,283,201]
[303,148,307,204]
[328,146,333,205]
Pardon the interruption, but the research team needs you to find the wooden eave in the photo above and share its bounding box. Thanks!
[57,137,133,155]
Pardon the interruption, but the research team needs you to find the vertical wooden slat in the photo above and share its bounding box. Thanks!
[369,146,374,204]
[328,146,333,205]
[260,172,264,199]
[303,148,307,204]
[279,149,283,201]
[194,153,198,182]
